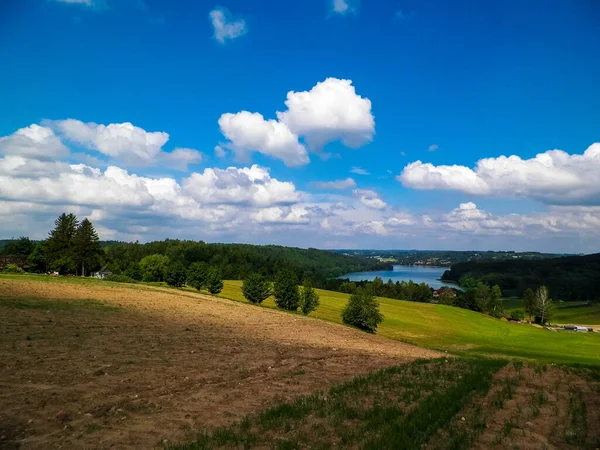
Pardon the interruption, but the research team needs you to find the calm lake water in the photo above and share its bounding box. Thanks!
[340,265,457,290]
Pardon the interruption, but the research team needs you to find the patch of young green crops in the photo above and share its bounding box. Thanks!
[169,358,506,450]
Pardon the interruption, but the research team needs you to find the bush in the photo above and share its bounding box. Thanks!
[509,308,526,321]
[2,264,25,274]
[165,263,187,288]
[242,274,272,304]
[104,274,136,283]
[206,267,224,294]
[274,270,300,311]
[342,288,384,333]
[300,279,320,315]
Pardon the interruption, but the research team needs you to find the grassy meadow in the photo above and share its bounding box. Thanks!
[503,298,600,325]
[215,281,600,366]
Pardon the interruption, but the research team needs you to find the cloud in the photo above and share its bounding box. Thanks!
[277,78,375,151]
[50,119,202,169]
[353,189,387,210]
[310,178,356,190]
[0,125,70,161]
[350,166,369,175]
[332,0,358,15]
[251,206,310,224]
[209,7,247,43]
[398,143,600,206]
[394,10,416,21]
[218,112,309,167]
[214,145,227,158]
[218,78,374,166]
[160,148,202,171]
[428,144,438,152]
[182,165,301,207]
[54,0,93,5]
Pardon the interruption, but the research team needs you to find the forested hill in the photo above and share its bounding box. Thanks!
[103,240,389,282]
[442,253,600,301]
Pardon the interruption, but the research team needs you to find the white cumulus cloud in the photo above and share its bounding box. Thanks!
[310,178,356,190]
[277,78,374,150]
[218,111,309,167]
[0,124,70,161]
[51,119,202,170]
[353,189,387,210]
[182,165,301,207]
[398,143,600,206]
[209,7,247,43]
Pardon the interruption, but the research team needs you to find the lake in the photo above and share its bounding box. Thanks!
[340,265,458,290]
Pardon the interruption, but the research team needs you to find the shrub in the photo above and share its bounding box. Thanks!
[509,308,526,321]
[104,274,136,283]
[300,279,320,315]
[2,264,25,274]
[342,288,384,333]
[273,270,300,311]
[206,267,224,294]
[242,274,272,304]
[165,263,187,288]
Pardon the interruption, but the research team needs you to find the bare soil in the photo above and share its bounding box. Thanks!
[0,279,440,449]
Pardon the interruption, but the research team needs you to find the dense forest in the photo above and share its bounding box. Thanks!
[442,253,600,301]
[100,240,389,284]
[0,224,389,285]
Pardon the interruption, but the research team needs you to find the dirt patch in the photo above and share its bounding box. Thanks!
[0,279,440,449]
[427,362,600,449]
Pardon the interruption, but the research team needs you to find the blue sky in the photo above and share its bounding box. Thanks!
[1,0,599,252]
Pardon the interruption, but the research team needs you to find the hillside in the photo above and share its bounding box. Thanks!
[216,280,600,365]
[441,253,600,301]
[0,276,437,449]
[2,275,599,449]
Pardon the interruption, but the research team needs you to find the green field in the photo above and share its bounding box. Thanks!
[503,298,600,325]
[215,280,600,366]
[2,274,600,365]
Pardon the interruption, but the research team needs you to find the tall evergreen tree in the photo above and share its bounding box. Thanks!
[299,279,320,315]
[242,273,272,304]
[47,213,79,273]
[206,267,224,294]
[523,288,536,319]
[273,270,300,311]
[73,218,101,276]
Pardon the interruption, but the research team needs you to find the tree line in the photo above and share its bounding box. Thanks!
[442,253,600,302]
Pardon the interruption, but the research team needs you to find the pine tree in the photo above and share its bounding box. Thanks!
[523,288,536,319]
[300,279,320,315]
[242,273,272,304]
[73,218,101,276]
[206,267,224,294]
[273,270,300,311]
[47,213,79,273]
[342,288,384,333]
[187,262,209,291]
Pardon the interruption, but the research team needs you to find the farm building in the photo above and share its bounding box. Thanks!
[92,265,113,279]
